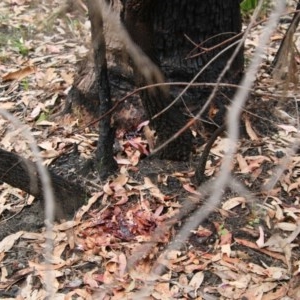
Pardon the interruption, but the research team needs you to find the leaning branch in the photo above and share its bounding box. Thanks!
[0,148,88,220]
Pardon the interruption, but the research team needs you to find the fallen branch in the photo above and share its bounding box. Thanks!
[0,148,88,220]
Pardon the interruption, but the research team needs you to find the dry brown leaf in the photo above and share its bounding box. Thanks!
[189,271,204,291]
[53,220,78,231]
[287,178,300,192]
[1,102,15,110]
[2,66,36,81]
[166,250,181,260]
[29,105,41,119]
[111,173,128,187]
[36,120,56,126]
[118,252,127,278]
[272,202,284,221]
[46,44,63,54]
[22,232,44,240]
[0,231,23,253]
[261,285,288,300]
[235,238,287,263]
[244,114,259,140]
[40,149,60,158]
[217,284,244,299]
[238,154,270,174]
[103,181,114,195]
[115,157,131,165]
[28,261,66,271]
[278,124,298,133]
[241,282,277,299]
[53,241,68,261]
[129,149,141,166]
[75,192,104,221]
[222,197,246,211]
[182,183,201,195]
[263,266,289,280]
[210,137,228,157]
[153,272,172,299]
[256,226,265,248]
[143,177,165,201]
[275,222,297,231]
[270,34,283,41]
[83,269,99,288]
[237,153,249,173]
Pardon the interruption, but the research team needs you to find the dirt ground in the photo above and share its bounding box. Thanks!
[1,1,300,299]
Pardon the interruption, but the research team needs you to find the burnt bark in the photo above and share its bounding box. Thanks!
[86,0,118,179]
[68,0,243,164]
[152,0,243,124]
[153,1,243,80]
[121,0,243,160]
[121,0,193,160]
[0,148,88,220]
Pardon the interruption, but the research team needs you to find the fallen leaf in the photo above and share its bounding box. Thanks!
[222,197,246,211]
[143,177,165,201]
[30,105,41,119]
[36,120,56,126]
[189,271,204,290]
[235,238,287,263]
[182,183,201,195]
[1,102,15,110]
[256,226,265,248]
[2,66,36,81]
[244,114,259,140]
[278,124,298,133]
[0,231,23,253]
[237,153,249,173]
[111,173,128,187]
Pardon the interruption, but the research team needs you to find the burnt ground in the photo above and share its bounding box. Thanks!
[1,1,300,299]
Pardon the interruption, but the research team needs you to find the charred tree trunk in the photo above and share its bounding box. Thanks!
[121,0,243,159]
[86,0,118,179]
[68,0,243,166]
[152,0,243,115]
[121,0,193,160]
[0,148,88,220]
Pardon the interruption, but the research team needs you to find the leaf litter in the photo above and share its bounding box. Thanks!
[0,0,300,299]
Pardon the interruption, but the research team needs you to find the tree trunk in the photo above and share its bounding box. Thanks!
[153,0,243,111]
[0,148,88,220]
[121,0,243,159]
[68,0,243,164]
[86,0,118,179]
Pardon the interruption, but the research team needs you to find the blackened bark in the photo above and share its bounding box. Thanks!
[153,0,243,116]
[122,0,193,160]
[141,88,193,161]
[121,0,243,160]
[86,0,118,179]
[0,148,87,219]
[68,0,243,163]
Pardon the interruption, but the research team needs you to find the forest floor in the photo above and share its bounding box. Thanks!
[1,0,300,299]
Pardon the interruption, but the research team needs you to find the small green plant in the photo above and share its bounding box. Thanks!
[240,0,258,13]
[248,217,260,226]
[21,79,30,91]
[240,0,270,19]
[68,18,80,31]
[36,112,49,123]
[13,38,29,56]
[218,224,228,236]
